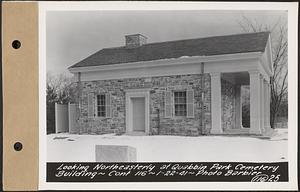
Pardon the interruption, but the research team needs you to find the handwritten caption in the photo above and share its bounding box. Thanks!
[47,162,287,182]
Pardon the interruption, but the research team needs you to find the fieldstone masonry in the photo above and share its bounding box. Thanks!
[221,79,236,131]
[77,74,213,136]
[75,73,238,136]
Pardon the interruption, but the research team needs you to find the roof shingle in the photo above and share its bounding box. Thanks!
[69,32,270,69]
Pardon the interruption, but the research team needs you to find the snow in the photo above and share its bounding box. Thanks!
[47,129,288,162]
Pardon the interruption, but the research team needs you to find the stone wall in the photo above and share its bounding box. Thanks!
[76,74,211,136]
[221,79,236,131]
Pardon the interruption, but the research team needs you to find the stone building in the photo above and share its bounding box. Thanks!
[68,32,273,136]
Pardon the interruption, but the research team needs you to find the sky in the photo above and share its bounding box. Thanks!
[46,10,287,76]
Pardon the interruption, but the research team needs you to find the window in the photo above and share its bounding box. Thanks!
[87,93,112,118]
[165,89,194,118]
[174,91,187,116]
[97,94,106,117]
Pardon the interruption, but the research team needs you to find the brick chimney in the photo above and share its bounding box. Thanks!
[125,34,147,48]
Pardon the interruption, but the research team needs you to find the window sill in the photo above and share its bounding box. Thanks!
[165,116,194,119]
[174,116,187,119]
[93,117,111,120]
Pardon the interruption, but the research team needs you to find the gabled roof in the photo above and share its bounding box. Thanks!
[69,31,270,69]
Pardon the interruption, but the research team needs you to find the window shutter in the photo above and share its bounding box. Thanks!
[88,93,94,118]
[165,91,173,118]
[187,89,194,118]
[94,94,97,117]
[105,93,112,118]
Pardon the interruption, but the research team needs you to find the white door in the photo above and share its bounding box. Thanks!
[131,97,145,132]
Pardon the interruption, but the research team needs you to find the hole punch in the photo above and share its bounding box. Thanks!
[14,142,23,151]
[12,40,21,49]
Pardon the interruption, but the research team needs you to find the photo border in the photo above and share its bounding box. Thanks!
[39,1,298,190]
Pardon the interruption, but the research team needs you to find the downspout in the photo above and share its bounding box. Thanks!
[77,72,82,134]
[200,62,205,135]
[157,108,160,135]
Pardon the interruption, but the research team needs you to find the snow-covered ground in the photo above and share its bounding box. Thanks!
[47,129,288,162]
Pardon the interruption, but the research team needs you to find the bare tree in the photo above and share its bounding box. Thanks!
[47,72,77,104]
[237,15,288,128]
[46,72,76,133]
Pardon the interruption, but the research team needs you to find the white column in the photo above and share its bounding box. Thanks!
[249,71,262,134]
[210,72,222,134]
[260,76,265,133]
[265,81,271,129]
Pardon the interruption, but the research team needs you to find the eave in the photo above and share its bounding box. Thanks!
[69,51,264,74]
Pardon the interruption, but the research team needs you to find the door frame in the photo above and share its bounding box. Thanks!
[125,88,150,135]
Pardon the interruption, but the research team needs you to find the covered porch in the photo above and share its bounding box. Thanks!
[210,71,272,135]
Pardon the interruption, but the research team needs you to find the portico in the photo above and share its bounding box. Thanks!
[209,70,272,135]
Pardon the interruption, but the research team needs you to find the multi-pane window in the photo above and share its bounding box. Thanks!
[97,94,106,117]
[174,91,187,116]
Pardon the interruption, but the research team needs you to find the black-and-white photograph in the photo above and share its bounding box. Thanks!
[46,10,288,162]
[39,2,297,189]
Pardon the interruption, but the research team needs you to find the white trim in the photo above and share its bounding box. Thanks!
[258,51,272,79]
[267,33,274,73]
[257,63,269,82]
[69,52,263,73]
[124,88,151,93]
[76,58,262,82]
[125,89,150,135]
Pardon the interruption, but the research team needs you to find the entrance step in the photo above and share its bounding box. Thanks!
[223,128,250,135]
[126,131,147,136]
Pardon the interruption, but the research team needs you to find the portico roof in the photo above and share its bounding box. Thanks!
[69,32,270,69]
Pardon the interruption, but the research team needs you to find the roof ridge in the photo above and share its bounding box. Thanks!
[95,31,270,51]
[101,46,125,50]
[144,31,270,46]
